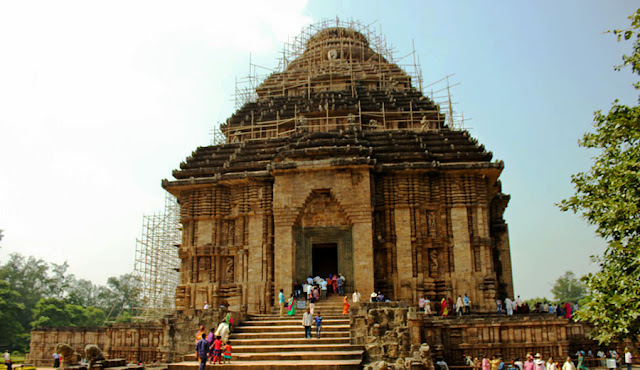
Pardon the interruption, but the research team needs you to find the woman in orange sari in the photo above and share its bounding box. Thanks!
[342,295,350,314]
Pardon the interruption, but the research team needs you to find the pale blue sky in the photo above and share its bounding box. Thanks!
[0,1,637,299]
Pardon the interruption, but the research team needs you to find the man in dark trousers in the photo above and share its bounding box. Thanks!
[195,333,208,370]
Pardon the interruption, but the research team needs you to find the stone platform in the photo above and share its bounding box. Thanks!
[168,295,362,369]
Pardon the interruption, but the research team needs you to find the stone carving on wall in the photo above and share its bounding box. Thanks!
[429,249,438,278]
[427,211,436,237]
[225,257,234,282]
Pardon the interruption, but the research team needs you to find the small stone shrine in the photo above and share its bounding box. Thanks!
[162,23,513,314]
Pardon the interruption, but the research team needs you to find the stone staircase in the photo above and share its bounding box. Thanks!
[168,295,363,369]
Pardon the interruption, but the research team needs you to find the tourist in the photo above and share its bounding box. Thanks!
[377,291,385,302]
[419,296,426,312]
[563,357,576,370]
[306,275,313,285]
[564,302,572,319]
[306,283,313,300]
[597,350,606,367]
[294,281,302,299]
[205,327,215,360]
[342,295,350,314]
[515,295,523,313]
[194,325,206,357]
[498,357,506,370]
[436,358,450,370]
[214,321,230,343]
[456,295,463,316]
[278,289,284,317]
[302,308,313,339]
[496,298,503,314]
[228,315,234,333]
[195,333,208,370]
[352,289,361,303]
[331,274,338,295]
[211,336,223,364]
[542,302,549,313]
[440,297,448,316]
[425,297,432,315]
[514,357,524,370]
[624,348,632,370]
[463,294,471,315]
[4,350,11,370]
[524,354,535,370]
[490,355,501,370]
[547,356,558,370]
[327,275,333,296]
[337,274,345,295]
[309,294,316,315]
[534,353,546,370]
[483,355,491,370]
[473,357,481,370]
[577,352,588,370]
[313,286,320,301]
[287,294,296,315]
[320,278,328,300]
[203,301,209,309]
[507,359,519,370]
[314,311,323,338]
[556,303,564,317]
[222,340,232,364]
[370,292,377,302]
[505,297,514,315]
[53,352,61,368]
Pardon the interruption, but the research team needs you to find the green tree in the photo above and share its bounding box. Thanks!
[31,298,106,328]
[558,8,640,344]
[0,280,26,352]
[551,271,586,303]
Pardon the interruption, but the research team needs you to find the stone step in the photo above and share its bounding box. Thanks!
[240,318,349,326]
[234,324,350,333]
[168,359,362,370]
[231,331,350,339]
[184,350,361,362]
[230,337,350,346]
[232,344,364,354]
[232,350,363,362]
[248,314,347,321]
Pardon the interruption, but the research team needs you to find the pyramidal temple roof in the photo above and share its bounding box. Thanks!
[164,21,503,189]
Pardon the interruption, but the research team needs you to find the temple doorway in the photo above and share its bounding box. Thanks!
[312,243,338,278]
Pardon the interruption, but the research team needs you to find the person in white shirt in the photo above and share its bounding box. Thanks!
[624,348,632,370]
[425,298,432,315]
[320,279,328,300]
[562,357,576,370]
[302,308,313,338]
[203,301,209,310]
[505,297,514,315]
[352,290,361,303]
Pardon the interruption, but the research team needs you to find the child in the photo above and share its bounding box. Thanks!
[222,340,232,364]
[210,336,222,364]
[314,311,323,338]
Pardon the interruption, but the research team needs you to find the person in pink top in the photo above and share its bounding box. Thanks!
[565,302,572,319]
[483,355,491,370]
[524,355,535,370]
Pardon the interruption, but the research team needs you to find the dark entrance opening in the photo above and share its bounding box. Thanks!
[312,243,338,278]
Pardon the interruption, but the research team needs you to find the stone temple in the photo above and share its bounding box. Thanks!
[162,25,513,315]
[28,22,597,368]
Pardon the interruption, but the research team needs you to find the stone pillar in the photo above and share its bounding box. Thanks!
[495,226,514,298]
[352,221,374,296]
[394,206,413,301]
[450,206,473,303]
[246,213,264,313]
[273,222,294,301]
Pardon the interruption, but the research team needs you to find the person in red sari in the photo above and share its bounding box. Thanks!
[564,302,572,319]
[440,297,448,316]
[332,274,338,294]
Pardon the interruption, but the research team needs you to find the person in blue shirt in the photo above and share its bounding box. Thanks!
[314,311,323,338]
[278,289,285,317]
[195,333,208,370]
[463,294,471,315]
